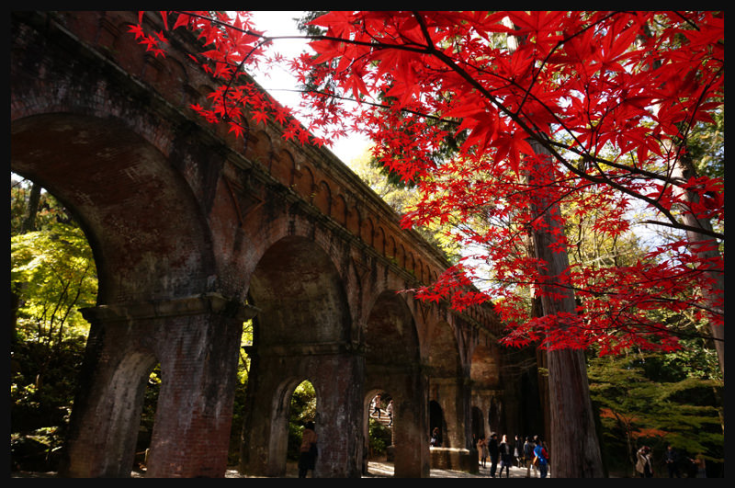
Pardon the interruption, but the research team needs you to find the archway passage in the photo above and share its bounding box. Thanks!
[248,236,350,346]
[289,380,318,478]
[240,237,363,478]
[11,113,216,302]
[11,11,514,478]
[364,291,428,478]
[365,390,394,468]
[429,400,446,447]
[11,113,250,478]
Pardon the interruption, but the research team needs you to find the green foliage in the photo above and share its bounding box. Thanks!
[10,176,97,471]
[588,351,723,476]
[287,381,317,460]
[12,224,97,341]
[368,419,392,456]
[685,108,724,180]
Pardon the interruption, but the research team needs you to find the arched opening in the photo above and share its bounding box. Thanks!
[11,113,215,304]
[11,174,100,472]
[289,380,318,478]
[103,352,159,474]
[363,291,424,477]
[12,113,221,477]
[489,397,503,436]
[135,364,162,472]
[365,390,394,465]
[239,236,353,477]
[471,406,485,447]
[248,236,349,346]
[10,174,165,476]
[429,400,445,447]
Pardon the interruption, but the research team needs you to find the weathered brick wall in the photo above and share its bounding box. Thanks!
[11,11,524,478]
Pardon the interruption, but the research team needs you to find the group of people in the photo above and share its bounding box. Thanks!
[636,444,707,478]
[476,433,549,478]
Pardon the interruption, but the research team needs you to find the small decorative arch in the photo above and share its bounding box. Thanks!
[314,180,332,215]
[272,149,295,187]
[247,129,273,169]
[294,162,315,201]
[332,194,347,226]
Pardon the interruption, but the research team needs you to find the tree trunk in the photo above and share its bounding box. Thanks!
[528,140,605,478]
[12,182,41,344]
[671,155,724,378]
[21,182,41,233]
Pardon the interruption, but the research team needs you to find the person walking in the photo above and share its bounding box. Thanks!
[298,421,318,478]
[524,436,535,478]
[371,395,382,419]
[430,427,442,447]
[533,439,549,478]
[514,435,523,468]
[665,444,681,478]
[487,432,499,477]
[477,436,488,468]
[636,446,653,478]
[498,435,513,478]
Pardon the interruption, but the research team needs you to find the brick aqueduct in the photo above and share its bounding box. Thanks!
[11,12,544,477]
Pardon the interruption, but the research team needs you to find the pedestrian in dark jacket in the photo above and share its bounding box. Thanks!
[488,433,499,477]
[498,435,513,478]
[524,436,535,478]
[665,445,681,478]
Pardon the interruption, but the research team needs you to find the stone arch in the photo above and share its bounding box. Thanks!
[346,204,360,236]
[361,216,374,246]
[267,376,319,476]
[247,235,349,345]
[11,112,216,302]
[294,162,315,201]
[314,180,332,215]
[332,194,347,226]
[67,346,159,477]
[11,112,248,478]
[386,235,397,262]
[271,149,295,187]
[363,388,395,471]
[397,244,406,269]
[241,236,362,478]
[429,400,446,446]
[374,226,386,256]
[364,290,427,477]
[471,406,485,444]
[247,129,274,169]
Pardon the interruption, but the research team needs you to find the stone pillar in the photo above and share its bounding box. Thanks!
[59,321,156,478]
[60,293,256,478]
[392,368,430,478]
[240,342,364,478]
[429,377,478,474]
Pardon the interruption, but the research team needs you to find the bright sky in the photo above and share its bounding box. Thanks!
[247,11,371,165]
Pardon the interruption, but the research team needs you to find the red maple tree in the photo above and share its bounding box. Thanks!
[129,11,723,477]
[130,10,723,360]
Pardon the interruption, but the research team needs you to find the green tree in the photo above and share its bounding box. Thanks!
[11,222,97,348]
[588,352,723,477]
[10,176,97,471]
